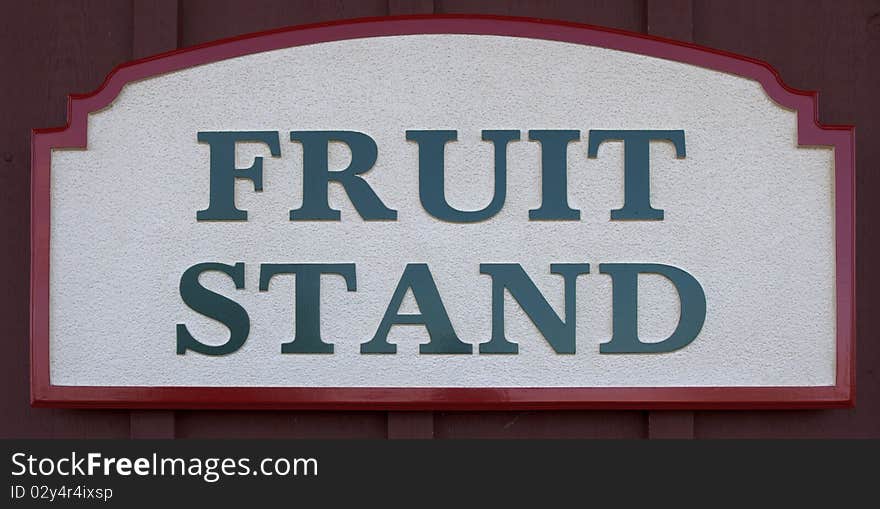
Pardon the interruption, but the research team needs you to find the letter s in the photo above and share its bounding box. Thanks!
[176,262,250,356]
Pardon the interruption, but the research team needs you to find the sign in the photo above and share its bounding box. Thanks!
[31,16,854,409]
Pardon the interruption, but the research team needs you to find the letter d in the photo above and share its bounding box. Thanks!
[599,263,706,353]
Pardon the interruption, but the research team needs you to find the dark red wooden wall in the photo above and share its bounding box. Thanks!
[2,0,878,438]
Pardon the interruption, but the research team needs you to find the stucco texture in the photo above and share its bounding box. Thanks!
[49,35,835,387]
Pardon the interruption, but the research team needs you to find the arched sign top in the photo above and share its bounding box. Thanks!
[31,15,854,409]
[34,15,854,146]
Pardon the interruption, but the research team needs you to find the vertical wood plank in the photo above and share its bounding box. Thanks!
[175,411,387,438]
[435,0,645,32]
[645,0,695,439]
[645,0,693,41]
[132,0,180,58]
[388,0,434,15]
[178,0,388,47]
[387,412,435,439]
[435,411,647,439]
[129,0,180,439]
[130,410,177,439]
[648,411,695,439]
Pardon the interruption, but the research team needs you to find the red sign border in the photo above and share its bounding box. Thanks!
[30,15,856,410]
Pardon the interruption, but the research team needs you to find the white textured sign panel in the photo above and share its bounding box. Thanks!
[32,20,852,409]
